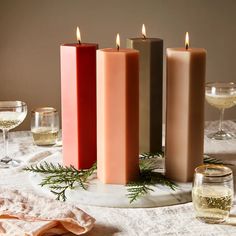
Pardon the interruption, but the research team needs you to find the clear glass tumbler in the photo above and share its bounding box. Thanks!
[31,107,59,146]
[192,164,234,224]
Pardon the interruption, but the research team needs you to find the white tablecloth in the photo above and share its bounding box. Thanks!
[1,121,236,236]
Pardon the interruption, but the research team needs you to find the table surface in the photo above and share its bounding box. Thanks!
[1,120,236,236]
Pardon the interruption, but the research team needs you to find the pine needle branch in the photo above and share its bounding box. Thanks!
[203,155,233,165]
[139,151,164,159]
[127,182,154,203]
[126,157,177,204]
[24,162,97,201]
[24,152,232,204]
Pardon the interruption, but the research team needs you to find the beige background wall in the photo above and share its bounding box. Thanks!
[0,0,235,130]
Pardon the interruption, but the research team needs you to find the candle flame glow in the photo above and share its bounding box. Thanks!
[142,24,146,38]
[116,33,120,50]
[76,27,81,44]
[185,32,189,50]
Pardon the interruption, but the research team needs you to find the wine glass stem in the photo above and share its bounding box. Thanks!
[2,129,10,160]
[219,108,225,132]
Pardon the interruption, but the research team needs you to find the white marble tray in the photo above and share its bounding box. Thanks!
[29,153,192,208]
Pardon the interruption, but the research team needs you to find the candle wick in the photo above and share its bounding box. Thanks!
[142,34,146,40]
[185,44,189,50]
[78,40,81,45]
[117,45,120,51]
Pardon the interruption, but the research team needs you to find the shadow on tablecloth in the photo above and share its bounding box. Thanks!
[85,224,121,236]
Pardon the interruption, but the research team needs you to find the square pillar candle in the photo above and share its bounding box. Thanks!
[127,24,163,153]
[165,33,206,182]
[60,27,98,169]
[97,34,140,184]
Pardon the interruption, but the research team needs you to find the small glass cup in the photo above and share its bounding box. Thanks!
[31,107,59,146]
[192,164,234,224]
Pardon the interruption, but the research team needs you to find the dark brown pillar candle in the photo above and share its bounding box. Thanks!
[127,24,163,153]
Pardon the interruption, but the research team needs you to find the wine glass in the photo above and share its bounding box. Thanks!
[205,82,236,140]
[0,101,27,168]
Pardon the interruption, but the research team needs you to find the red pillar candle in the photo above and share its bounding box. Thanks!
[60,27,98,169]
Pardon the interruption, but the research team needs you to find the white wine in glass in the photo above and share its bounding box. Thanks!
[31,107,59,146]
[0,101,27,168]
[192,165,234,224]
[205,82,236,140]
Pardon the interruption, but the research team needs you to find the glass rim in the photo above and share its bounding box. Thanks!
[195,164,232,178]
[205,81,236,88]
[31,107,58,114]
[0,101,27,109]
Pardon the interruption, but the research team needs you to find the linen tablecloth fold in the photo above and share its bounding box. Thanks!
[0,188,95,236]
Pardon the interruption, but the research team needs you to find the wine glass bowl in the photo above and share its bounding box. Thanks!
[205,82,236,140]
[0,101,27,168]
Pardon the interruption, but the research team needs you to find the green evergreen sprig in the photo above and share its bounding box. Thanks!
[139,151,164,159]
[24,162,97,201]
[126,171,177,203]
[24,152,232,203]
[127,152,176,203]
[203,155,233,165]
[126,153,233,203]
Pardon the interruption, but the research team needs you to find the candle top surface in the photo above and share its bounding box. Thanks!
[128,37,163,42]
[62,43,98,47]
[167,48,206,53]
[98,48,139,54]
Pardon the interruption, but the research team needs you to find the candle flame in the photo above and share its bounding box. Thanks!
[142,24,146,38]
[76,26,81,44]
[185,32,189,50]
[116,33,120,50]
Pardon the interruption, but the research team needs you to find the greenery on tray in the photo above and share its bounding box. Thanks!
[203,154,233,165]
[24,162,97,201]
[24,152,233,203]
[126,153,233,203]
[127,155,176,203]
[139,151,164,159]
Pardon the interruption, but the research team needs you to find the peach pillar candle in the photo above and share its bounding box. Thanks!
[60,27,98,169]
[165,32,206,182]
[97,34,140,184]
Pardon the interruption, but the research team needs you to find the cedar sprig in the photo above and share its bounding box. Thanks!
[24,162,97,201]
[127,170,177,203]
[203,155,233,165]
[139,151,164,159]
[140,152,233,166]
[24,152,232,203]
[127,154,177,203]
[126,182,154,203]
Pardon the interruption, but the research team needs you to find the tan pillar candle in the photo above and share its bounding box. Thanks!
[97,34,140,184]
[165,32,206,182]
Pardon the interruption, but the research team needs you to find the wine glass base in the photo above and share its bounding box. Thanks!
[0,158,22,168]
[207,130,235,140]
